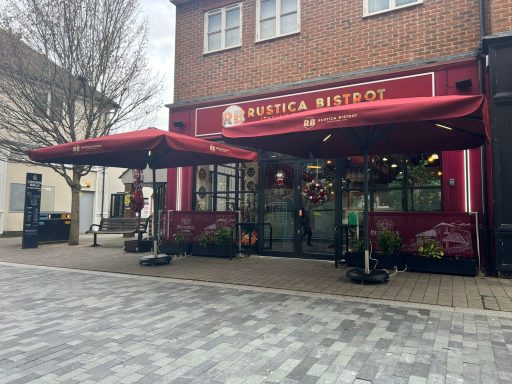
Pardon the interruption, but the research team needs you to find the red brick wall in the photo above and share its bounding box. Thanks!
[489,0,512,34]
[174,0,481,102]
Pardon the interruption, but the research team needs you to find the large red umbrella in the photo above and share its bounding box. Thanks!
[29,127,258,261]
[223,95,488,282]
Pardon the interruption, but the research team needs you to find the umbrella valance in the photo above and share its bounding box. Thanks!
[222,95,488,158]
[29,127,258,168]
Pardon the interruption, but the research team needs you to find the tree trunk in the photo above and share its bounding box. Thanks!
[69,167,81,245]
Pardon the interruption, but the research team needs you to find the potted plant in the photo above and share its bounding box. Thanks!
[344,237,376,268]
[418,238,444,259]
[160,232,191,255]
[192,227,235,259]
[405,238,476,276]
[374,228,405,269]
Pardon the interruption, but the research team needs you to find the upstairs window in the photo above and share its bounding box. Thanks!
[256,0,300,42]
[204,3,242,53]
[364,0,422,16]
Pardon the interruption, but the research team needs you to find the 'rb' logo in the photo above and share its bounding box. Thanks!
[303,118,316,129]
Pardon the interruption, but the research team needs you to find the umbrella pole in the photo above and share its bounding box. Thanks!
[152,167,158,258]
[363,149,370,274]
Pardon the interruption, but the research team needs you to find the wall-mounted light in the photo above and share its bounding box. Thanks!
[436,123,453,131]
[322,133,332,142]
[173,121,184,129]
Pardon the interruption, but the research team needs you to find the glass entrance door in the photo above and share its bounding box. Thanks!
[300,160,336,257]
[263,162,296,253]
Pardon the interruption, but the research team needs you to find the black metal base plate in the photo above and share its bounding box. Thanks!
[139,254,171,266]
[346,268,389,284]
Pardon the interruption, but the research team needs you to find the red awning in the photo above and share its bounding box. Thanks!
[222,95,488,158]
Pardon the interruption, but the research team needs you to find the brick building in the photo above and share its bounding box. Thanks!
[167,0,512,274]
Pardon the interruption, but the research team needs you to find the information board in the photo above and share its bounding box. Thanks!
[22,173,42,249]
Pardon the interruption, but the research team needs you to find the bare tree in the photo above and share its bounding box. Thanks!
[0,0,161,245]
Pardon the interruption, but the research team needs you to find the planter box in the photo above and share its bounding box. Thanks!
[344,252,377,269]
[405,255,478,276]
[191,243,235,259]
[159,242,191,255]
[372,253,406,270]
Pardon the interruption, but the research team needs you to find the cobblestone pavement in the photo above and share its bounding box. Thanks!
[1,263,512,384]
[0,236,512,312]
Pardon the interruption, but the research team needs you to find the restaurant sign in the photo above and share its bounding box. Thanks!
[195,72,434,137]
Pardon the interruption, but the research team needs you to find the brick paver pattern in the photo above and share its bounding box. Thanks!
[1,236,512,312]
[1,264,512,383]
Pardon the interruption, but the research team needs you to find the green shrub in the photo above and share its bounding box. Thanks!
[173,232,187,246]
[378,228,401,256]
[418,238,444,259]
[214,227,232,246]
[349,237,365,253]
[198,232,215,247]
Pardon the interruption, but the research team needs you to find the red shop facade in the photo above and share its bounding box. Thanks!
[166,58,491,273]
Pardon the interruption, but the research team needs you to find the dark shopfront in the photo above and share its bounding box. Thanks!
[167,59,489,267]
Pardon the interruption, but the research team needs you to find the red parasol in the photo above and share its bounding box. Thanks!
[223,95,489,281]
[29,128,258,260]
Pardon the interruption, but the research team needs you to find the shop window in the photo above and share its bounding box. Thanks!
[256,0,300,42]
[343,152,442,212]
[204,3,242,53]
[363,0,422,17]
[193,162,258,223]
[9,183,55,212]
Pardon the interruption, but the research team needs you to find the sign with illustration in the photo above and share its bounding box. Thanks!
[369,212,476,259]
[161,210,238,243]
[195,73,434,136]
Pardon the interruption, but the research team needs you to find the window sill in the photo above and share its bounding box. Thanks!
[255,31,300,44]
[363,1,423,18]
[203,44,242,56]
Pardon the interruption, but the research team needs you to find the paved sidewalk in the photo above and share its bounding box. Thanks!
[1,235,512,312]
[1,263,512,384]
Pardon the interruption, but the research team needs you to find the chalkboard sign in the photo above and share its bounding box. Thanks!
[22,173,42,249]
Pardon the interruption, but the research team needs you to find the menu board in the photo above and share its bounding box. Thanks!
[22,173,42,249]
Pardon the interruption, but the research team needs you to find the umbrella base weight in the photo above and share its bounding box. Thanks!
[346,268,389,284]
[139,254,171,266]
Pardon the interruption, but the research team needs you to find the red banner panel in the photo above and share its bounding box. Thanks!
[369,212,476,259]
[195,73,434,137]
[162,210,238,242]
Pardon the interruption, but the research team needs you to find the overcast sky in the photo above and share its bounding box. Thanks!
[0,0,176,130]
[140,0,176,130]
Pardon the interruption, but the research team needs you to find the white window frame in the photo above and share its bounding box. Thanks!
[363,0,423,17]
[203,3,242,54]
[256,0,301,42]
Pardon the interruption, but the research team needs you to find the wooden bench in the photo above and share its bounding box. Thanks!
[86,217,150,247]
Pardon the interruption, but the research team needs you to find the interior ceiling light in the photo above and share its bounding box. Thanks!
[436,123,453,131]
[306,165,322,169]
[391,163,398,168]
[323,133,332,142]
[382,157,388,162]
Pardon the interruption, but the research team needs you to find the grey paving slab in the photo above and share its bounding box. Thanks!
[1,263,512,383]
